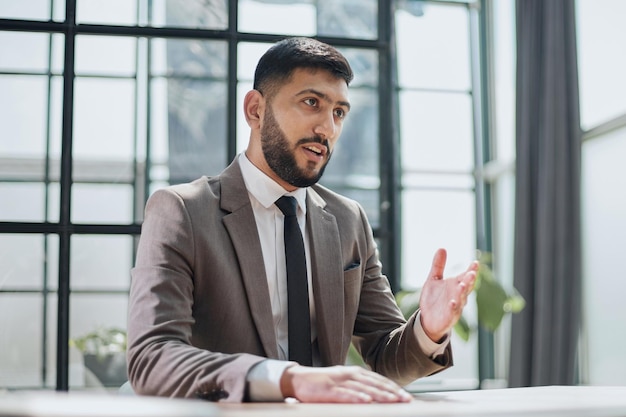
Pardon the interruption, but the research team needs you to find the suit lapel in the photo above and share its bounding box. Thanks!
[306,189,345,366]
[220,161,278,359]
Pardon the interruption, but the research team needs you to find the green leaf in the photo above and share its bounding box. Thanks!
[396,289,421,319]
[475,271,509,332]
[453,315,471,342]
[504,293,526,313]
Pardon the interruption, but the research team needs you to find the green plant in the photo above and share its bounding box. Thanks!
[70,327,127,359]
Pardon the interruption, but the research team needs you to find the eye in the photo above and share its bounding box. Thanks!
[303,98,318,107]
[334,108,347,120]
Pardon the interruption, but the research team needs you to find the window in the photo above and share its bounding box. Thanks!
[0,0,486,390]
[396,0,482,390]
[576,0,626,386]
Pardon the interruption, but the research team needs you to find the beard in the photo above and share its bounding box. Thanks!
[260,105,331,188]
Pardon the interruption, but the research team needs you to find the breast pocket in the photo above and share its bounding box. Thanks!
[343,261,362,320]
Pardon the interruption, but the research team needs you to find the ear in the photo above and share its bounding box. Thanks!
[243,89,265,129]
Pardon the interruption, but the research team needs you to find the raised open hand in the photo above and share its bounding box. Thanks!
[418,248,478,342]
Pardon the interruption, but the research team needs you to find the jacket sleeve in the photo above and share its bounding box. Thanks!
[127,188,265,402]
[350,204,453,386]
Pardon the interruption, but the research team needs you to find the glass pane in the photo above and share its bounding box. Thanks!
[149,38,228,185]
[76,0,137,25]
[0,0,54,21]
[151,38,227,77]
[403,172,474,190]
[70,235,133,290]
[401,187,478,388]
[396,2,471,91]
[317,0,377,40]
[339,48,378,88]
[72,183,134,224]
[45,295,58,388]
[69,294,128,388]
[0,32,49,72]
[400,91,474,172]
[0,294,44,388]
[0,183,46,222]
[237,42,271,83]
[401,189,476,290]
[0,75,48,157]
[492,171,515,291]
[149,0,228,30]
[73,78,135,161]
[577,0,626,130]
[46,234,60,291]
[0,234,52,289]
[75,36,137,76]
[581,126,626,385]
[171,80,227,182]
[150,78,228,184]
[150,77,170,176]
[239,0,376,39]
[47,182,61,223]
[239,0,316,36]
[492,0,516,163]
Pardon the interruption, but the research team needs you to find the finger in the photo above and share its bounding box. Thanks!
[467,260,480,273]
[327,386,374,403]
[427,248,447,281]
[457,269,477,291]
[456,284,470,307]
[465,270,477,292]
[343,378,411,403]
[449,299,460,314]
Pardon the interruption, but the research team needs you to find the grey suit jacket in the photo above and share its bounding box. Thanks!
[127,158,452,402]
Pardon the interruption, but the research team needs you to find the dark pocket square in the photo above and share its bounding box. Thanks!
[344,261,361,271]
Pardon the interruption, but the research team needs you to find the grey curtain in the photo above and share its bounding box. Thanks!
[509,0,582,387]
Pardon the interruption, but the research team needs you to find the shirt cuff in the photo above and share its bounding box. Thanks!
[247,359,297,402]
[414,310,450,358]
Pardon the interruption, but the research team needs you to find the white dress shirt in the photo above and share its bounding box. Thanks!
[238,153,449,401]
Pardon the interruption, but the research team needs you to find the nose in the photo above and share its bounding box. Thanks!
[313,110,338,140]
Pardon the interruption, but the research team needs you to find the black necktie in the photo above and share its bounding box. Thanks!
[275,196,312,366]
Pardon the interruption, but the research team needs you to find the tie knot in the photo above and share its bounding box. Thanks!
[275,196,298,217]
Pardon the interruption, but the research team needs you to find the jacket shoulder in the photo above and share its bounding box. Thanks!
[310,183,364,216]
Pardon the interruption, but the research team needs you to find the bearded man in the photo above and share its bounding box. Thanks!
[127,37,477,403]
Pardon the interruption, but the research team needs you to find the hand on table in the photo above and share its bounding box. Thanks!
[419,248,478,342]
[280,365,413,403]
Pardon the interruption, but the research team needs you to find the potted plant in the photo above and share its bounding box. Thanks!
[70,327,128,387]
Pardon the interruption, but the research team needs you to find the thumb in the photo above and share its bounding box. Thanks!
[427,248,447,281]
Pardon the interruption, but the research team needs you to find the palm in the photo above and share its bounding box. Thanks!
[419,249,478,342]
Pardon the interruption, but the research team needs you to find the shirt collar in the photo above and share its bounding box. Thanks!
[238,153,307,214]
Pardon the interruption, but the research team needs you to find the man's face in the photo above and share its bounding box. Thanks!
[259,68,350,188]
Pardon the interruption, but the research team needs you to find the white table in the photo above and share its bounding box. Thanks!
[217,386,626,417]
[2,385,625,417]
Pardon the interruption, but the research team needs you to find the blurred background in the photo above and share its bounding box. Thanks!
[0,0,624,392]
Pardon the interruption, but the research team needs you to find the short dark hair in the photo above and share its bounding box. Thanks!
[253,37,354,99]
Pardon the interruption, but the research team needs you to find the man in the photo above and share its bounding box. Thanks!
[127,37,477,403]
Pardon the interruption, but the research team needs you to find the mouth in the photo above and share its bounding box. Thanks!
[301,142,328,162]
[303,143,327,158]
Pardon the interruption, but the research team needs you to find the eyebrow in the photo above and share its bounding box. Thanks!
[296,88,351,111]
